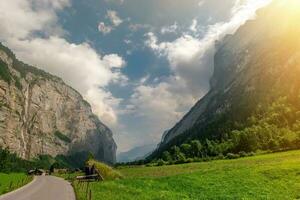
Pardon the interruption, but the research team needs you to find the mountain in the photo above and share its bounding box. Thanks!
[148,0,300,160]
[117,144,156,163]
[0,43,116,164]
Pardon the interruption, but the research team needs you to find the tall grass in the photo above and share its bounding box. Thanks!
[0,173,32,195]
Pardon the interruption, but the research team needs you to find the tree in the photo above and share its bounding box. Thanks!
[190,140,203,158]
[162,151,172,162]
[171,146,185,161]
[85,151,95,166]
[180,144,192,158]
[87,152,95,160]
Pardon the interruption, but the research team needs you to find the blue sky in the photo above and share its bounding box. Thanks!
[0,0,271,152]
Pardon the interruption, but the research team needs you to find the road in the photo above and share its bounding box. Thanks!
[0,175,75,200]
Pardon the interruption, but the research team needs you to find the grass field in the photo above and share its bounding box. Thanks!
[0,173,32,195]
[72,150,300,200]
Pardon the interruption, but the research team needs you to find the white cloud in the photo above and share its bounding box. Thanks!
[139,75,150,84]
[106,10,123,27]
[98,10,123,35]
[190,19,198,32]
[0,0,127,127]
[198,0,205,7]
[124,39,132,44]
[105,0,125,5]
[103,54,126,68]
[0,0,69,40]
[129,24,152,32]
[161,22,178,34]
[146,33,202,68]
[98,22,113,35]
[131,77,196,121]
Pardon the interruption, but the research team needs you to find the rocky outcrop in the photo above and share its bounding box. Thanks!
[0,44,116,164]
[152,0,300,157]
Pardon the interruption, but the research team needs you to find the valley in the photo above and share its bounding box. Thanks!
[1,0,300,199]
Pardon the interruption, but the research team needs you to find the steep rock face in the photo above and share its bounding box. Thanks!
[0,44,116,164]
[154,0,300,155]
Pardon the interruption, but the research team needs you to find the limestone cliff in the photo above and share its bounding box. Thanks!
[0,44,116,164]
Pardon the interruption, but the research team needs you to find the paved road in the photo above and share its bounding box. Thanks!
[0,175,75,200]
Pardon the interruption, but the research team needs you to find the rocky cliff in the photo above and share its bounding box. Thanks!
[150,0,300,158]
[0,44,116,164]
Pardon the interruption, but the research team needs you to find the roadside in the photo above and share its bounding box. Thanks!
[0,175,75,200]
[0,173,32,196]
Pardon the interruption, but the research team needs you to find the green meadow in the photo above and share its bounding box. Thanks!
[73,150,300,200]
[0,173,32,195]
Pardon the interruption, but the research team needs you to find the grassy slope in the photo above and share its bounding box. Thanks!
[0,173,32,195]
[75,150,300,200]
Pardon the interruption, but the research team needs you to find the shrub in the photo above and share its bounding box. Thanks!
[175,159,186,164]
[202,157,211,162]
[247,152,256,157]
[193,157,203,162]
[216,154,225,160]
[226,153,240,159]
[185,158,194,163]
[157,159,165,166]
[0,61,11,84]
[54,131,71,143]
[239,151,247,157]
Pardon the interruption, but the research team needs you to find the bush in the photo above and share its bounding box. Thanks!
[175,159,186,164]
[216,154,225,160]
[185,158,194,163]
[202,157,211,162]
[247,152,256,157]
[193,157,203,162]
[226,153,240,159]
[239,151,247,157]
[157,159,165,166]
[0,61,11,84]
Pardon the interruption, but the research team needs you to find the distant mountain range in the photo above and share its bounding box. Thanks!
[117,144,156,163]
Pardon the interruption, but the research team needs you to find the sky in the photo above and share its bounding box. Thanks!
[0,0,271,152]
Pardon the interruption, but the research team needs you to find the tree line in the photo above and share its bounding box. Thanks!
[150,97,300,165]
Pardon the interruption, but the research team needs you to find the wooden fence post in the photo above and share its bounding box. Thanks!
[86,182,90,200]
[89,189,92,200]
